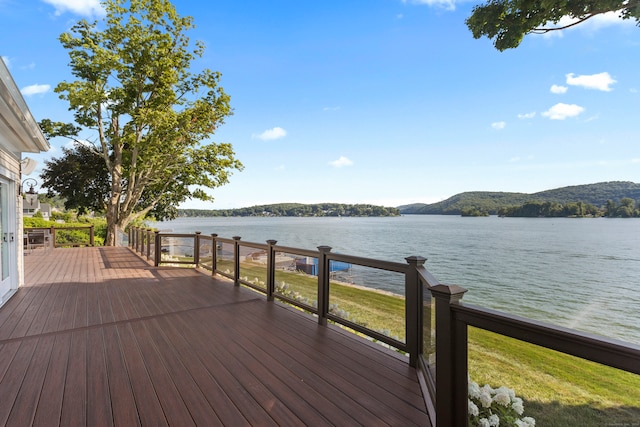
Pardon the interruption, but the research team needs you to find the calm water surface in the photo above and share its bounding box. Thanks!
[157,215,640,344]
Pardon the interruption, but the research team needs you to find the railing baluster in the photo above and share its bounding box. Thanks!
[154,231,161,267]
[317,246,332,326]
[233,236,241,286]
[266,240,277,301]
[194,231,201,267]
[211,234,218,276]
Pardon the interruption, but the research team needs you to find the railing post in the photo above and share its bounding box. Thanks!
[233,236,241,286]
[154,231,161,267]
[50,226,56,248]
[211,234,218,276]
[194,231,201,267]
[430,284,468,427]
[405,255,427,368]
[266,240,278,301]
[135,228,141,253]
[89,225,94,246]
[146,229,152,261]
[317,246,332,326]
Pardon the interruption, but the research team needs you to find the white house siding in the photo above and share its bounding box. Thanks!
[0,58,49,306]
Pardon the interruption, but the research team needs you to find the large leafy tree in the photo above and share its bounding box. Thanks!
[466,0,640,50]
[40,0,243,245]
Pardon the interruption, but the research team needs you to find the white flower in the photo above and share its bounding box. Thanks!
[478,418,491,427]
[522,417,536,427]
[469,380,481,399]
[468,399,479,417]
[481,384,494,395]
[512,397,524,415]
[488,414,500,426]
[479,390,493,408]
[493,390,511,406]
[496,386,516,399]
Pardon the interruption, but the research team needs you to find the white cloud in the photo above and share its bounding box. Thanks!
[566,72,616,91]
[517,112,536,119]
[491,121,506,130]
[21,84,51,96]
[550,84,568,94]
[509,157,521,163]
[402,0,455,11]
[329,156,353,168]
[542,103,585,120]
[42,0,105,17]
[253,127,287,141]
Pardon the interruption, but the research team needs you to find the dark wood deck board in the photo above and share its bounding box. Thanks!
[0,247,431,426]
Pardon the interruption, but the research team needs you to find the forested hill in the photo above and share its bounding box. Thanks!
[179,203,400,217]
[398,181,640,215]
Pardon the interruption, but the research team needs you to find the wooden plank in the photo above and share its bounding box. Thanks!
[153,314,279,427]
[87,327,114,427]
[32,333,71,426]
[5,335,55,426]
[101,325,141,427]
[117,323,168,426]
[0,339,38,425]
[60,330,87,426]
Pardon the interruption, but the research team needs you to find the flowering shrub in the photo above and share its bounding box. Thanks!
[468,378,535,427]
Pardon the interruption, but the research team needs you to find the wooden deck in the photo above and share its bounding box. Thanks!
[0,247,431,426]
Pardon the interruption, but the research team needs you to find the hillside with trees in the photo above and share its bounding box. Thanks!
[398,182,640,216]
[179,203,400,217]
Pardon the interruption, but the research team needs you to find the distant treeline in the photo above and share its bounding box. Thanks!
[497,198,640,218]
[399,181,640,216]
[179,203,400,218]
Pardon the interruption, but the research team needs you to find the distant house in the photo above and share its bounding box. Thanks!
[0,58,50,306]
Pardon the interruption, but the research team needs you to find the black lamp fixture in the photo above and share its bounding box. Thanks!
[21,178,38,207]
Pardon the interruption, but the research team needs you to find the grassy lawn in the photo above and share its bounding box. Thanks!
[469,327,640,426]
[212,259,640,425]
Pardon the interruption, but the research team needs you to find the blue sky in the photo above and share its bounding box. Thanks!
[2,0,639,209]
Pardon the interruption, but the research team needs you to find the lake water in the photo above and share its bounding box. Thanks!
[156,215,640,345]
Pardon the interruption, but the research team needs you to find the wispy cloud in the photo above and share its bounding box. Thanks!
[21,83,51,96]
[539,11,632,38]
[542,103,585,120]
[42,0,105,17]
[402,0,455,11]
[491,121,506,130]
[329,156,354,168]
[566,72,616,91]
[517,112,536,119]
[253,127,287,141]
[550,84,568,94]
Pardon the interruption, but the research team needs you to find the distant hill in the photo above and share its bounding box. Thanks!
[398,181,640,215]
[179,203,400,217]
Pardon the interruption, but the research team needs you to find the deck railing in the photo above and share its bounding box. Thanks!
[24,225,94,248]
[128,226,640,426]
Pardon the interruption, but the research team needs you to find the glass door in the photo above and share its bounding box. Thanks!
[0,177,14,301]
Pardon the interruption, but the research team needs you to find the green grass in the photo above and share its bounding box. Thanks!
[469,327,640,426]
[213,259,640,425]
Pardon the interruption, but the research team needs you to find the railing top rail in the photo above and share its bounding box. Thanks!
[156,232,200,239]
[453,302,640,375]
[214,236,239,244]
[328,252,409,274]
[237,241,268,251]
[271,244,319,258]
[416,265,442,288]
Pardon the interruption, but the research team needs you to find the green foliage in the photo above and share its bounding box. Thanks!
[43,0,242,245]
[466,0,640,51]
[399,181,640,216]
[40,144,110,214]
[179,203,401,217]
[23,217,107,246]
